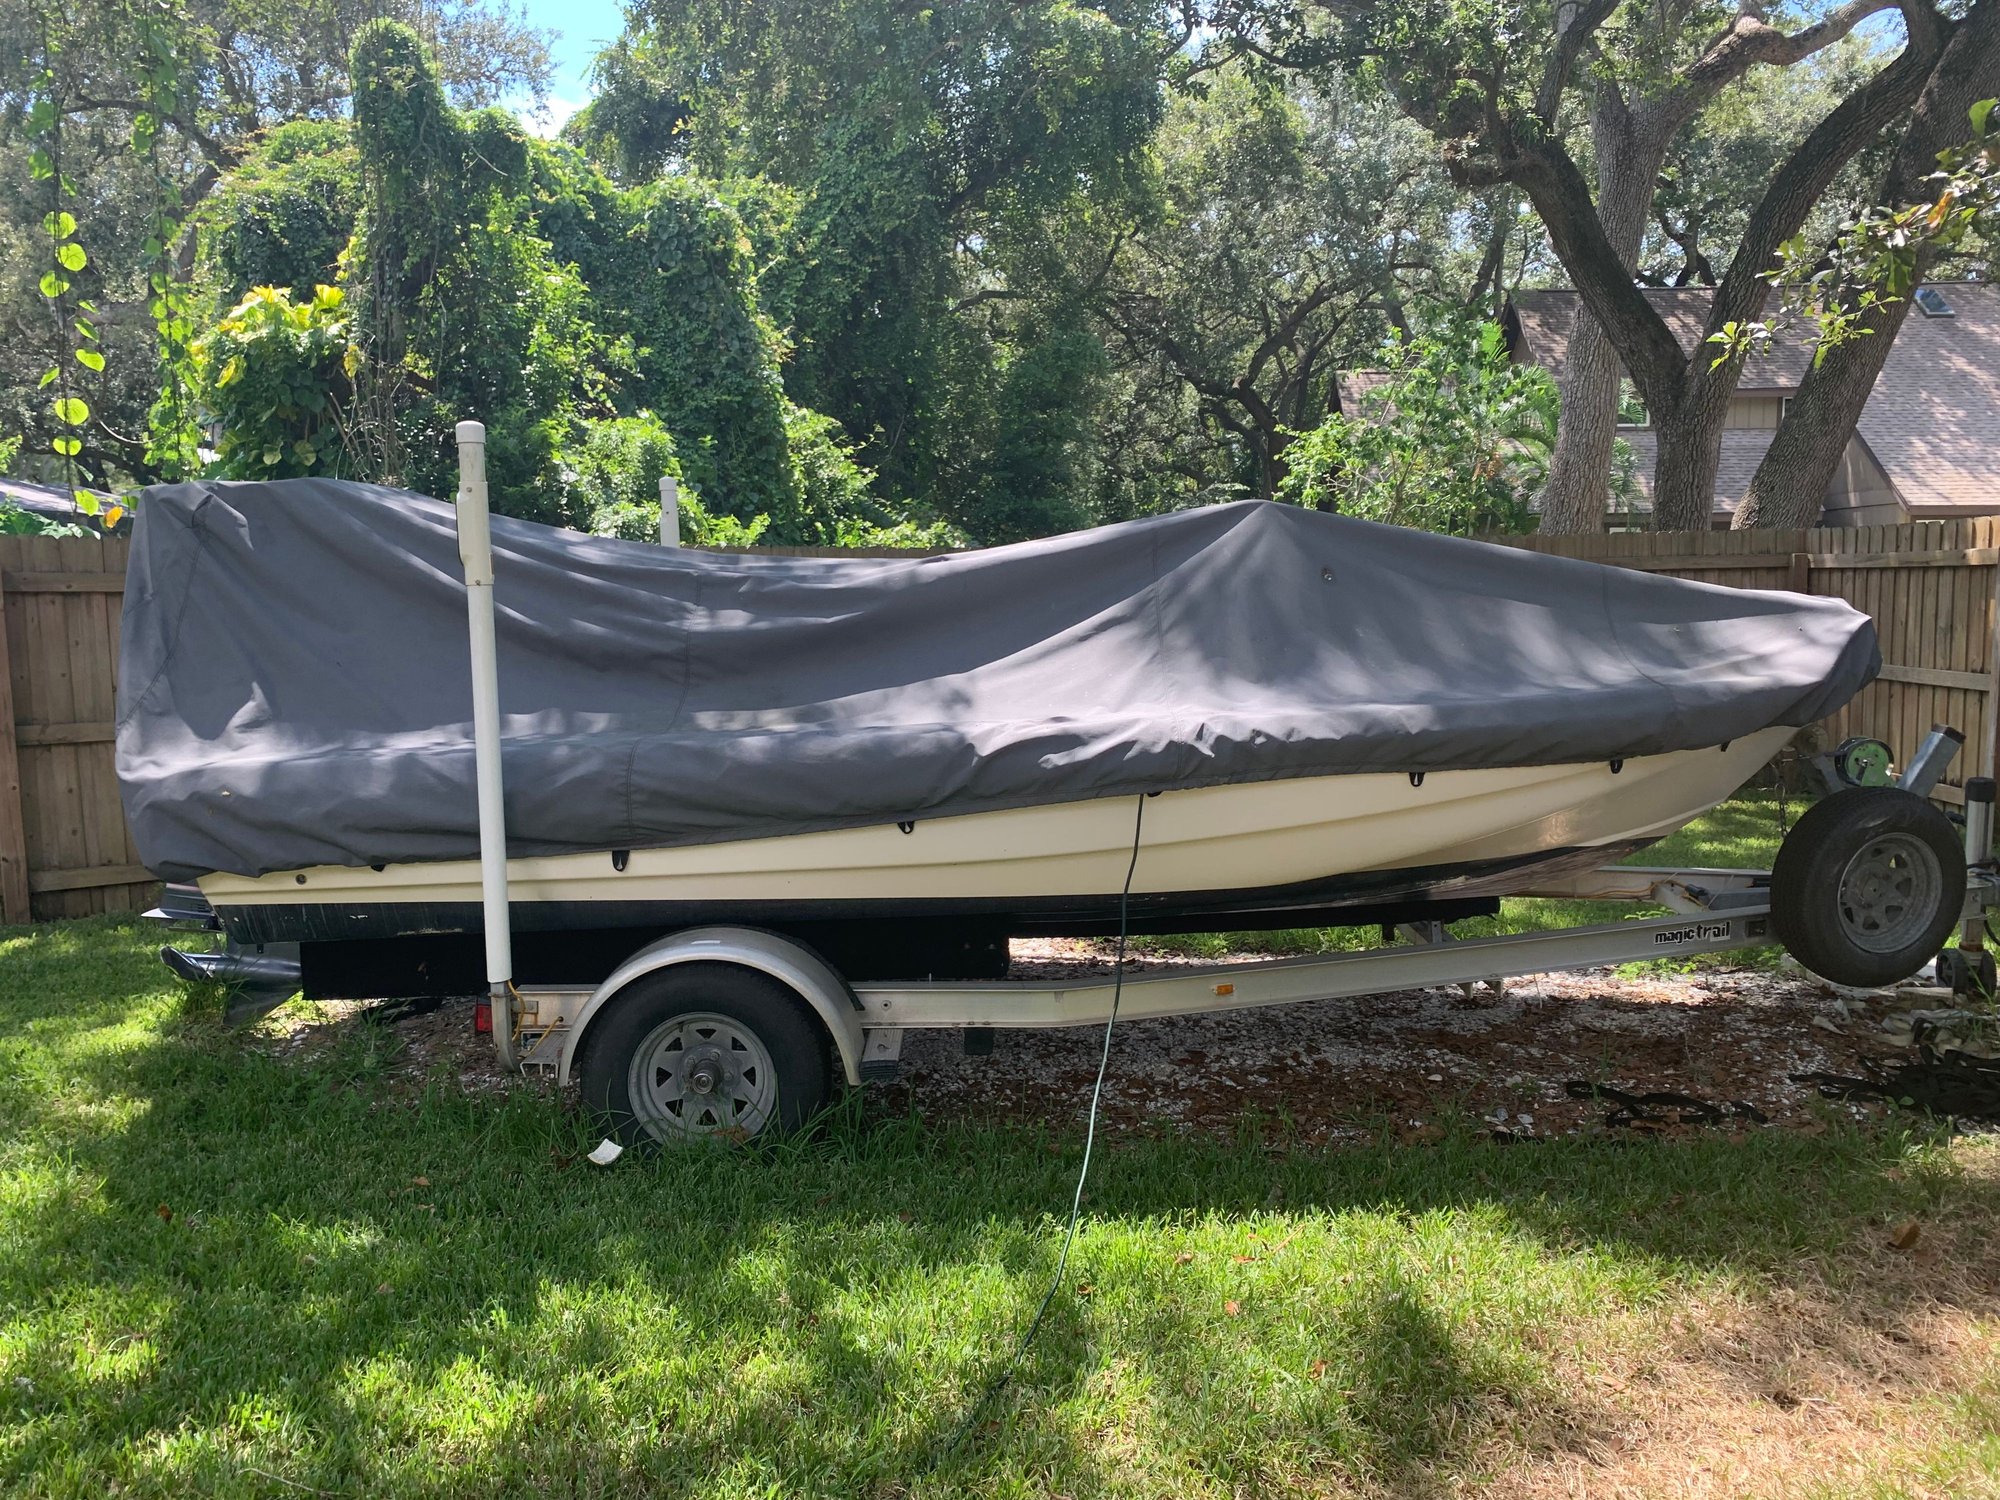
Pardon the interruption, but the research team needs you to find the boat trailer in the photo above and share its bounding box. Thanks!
[153,422,2000,1143]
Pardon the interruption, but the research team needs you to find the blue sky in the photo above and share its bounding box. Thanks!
[512,0,628,134]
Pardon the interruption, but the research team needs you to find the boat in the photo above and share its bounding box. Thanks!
[119,477,1879,998]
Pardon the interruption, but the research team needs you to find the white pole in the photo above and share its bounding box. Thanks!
[659,474,680,547]
[456,420,516,1069]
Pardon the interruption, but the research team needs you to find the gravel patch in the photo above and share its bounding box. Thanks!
[867,939,1909,1144]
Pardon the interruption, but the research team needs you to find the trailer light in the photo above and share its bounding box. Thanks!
[1213,982,1234,996]
[474,999,492,1034]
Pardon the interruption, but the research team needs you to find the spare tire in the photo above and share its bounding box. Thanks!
[1771,787,1964,988]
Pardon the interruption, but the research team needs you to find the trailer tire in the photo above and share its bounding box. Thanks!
[575,963,832,1146]
[1771,788,1964,988]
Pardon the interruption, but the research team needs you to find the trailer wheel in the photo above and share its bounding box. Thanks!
[576,963,831,1146]
[1771,788,1964,988]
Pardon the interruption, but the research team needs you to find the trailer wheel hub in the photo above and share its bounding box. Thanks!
[627,1011,778,1138]
[1838,833,1941,955]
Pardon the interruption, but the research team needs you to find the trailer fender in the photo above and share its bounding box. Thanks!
[556,926,867,1087]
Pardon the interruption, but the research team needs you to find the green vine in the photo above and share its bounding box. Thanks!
[25,33,103,516]
[19,6,197,522]
[132,0,201,480]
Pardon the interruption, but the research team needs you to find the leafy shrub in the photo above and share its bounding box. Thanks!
[567,414,686,539]
[786,403,960,547]
[194,284,352,479]
[569,414,784,546]
[1278,319,1557,537]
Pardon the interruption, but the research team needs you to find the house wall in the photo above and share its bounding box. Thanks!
[1724,395,1786,430]
[1821,438,1906,529]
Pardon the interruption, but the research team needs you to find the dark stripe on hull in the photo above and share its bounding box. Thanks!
[202,842,1657,998]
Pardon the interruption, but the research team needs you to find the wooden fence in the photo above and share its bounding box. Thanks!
[3,517,1997,923]
[0,534,149,923]
[1496,518,2000,808]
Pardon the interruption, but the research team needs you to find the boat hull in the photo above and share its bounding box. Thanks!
[200,727,1791,947]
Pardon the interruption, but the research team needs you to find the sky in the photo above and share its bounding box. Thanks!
[511,0,628,136]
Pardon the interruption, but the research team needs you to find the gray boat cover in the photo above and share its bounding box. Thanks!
[115,479,1878,882]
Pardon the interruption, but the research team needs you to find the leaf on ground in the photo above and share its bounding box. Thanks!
[1224,1300,1241,1317]
[375,1283,393,1296]
[1173,1251,1194,1265]
[1231,1254,1258,1264]
[154,1204,172,1223]
[1075,1283,1095,1297]
[1307,1359,1328,1380]
[1890,1219,1922,1250]
[410,1175,430,1187]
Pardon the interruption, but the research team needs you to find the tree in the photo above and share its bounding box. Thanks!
[1250,0,1968,530]
[581,0,1171,541]
[1734,10,2000,527]
[1533,0,1901,532]
[1089,69,1482,498]
[0,0,551,487]
[1638,35,1887,290]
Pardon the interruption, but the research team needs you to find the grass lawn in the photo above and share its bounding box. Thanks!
[1142,789,1800,965]
[4,906,2000,1497]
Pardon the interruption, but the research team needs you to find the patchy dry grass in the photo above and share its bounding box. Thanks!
[2,915,1998,1498]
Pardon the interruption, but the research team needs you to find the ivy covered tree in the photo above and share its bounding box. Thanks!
[580,0,1172,542]
[178,20,923,545]
[0,0,553,489]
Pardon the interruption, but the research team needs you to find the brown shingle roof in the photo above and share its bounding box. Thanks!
[1335,369,1394,413]
[1608,428,1773,517]
[1509,287,1816,391]
[1509,281,2000,515]
[1851,282,2000,515]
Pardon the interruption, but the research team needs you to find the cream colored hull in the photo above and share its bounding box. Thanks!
[199,727,1791,914]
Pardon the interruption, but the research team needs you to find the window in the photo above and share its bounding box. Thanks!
[1914,287,1956,318]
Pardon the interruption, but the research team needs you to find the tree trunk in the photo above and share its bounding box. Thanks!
[1538,96,1668,535]
[1650,371,1737,530]
[1735,0,1998,528]
[1648,22,1948,529]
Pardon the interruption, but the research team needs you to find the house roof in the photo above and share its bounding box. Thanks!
[1508,281,2000,515]
[1608,429,1774,518]
[1850,282,2000,515]
[1335,369,1394,413]
[1507,287,1816,391]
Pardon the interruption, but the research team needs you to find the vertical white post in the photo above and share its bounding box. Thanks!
[455,420,516,1069]
[659,474,681,547]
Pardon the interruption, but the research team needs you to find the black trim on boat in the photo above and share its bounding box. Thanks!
[288,896,1512,998]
